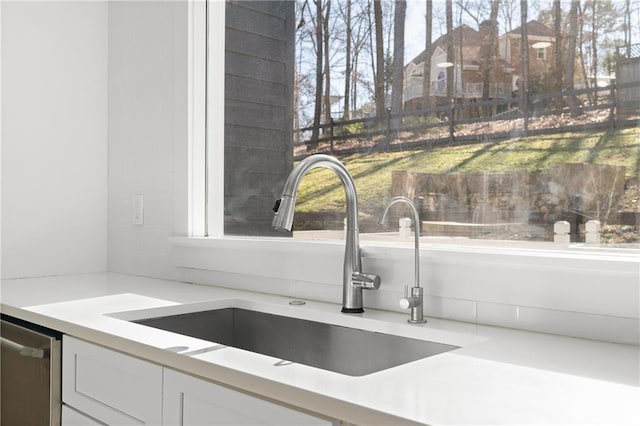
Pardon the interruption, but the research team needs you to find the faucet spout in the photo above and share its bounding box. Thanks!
[379,196,427,323]
[272,154,380,313]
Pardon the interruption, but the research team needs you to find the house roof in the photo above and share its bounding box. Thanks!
[506,20,554,37]
[408,19,554,66]
[408,24,481,66]
[406,19,554,70]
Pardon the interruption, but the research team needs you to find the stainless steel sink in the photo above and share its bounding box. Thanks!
[133,308,458,376]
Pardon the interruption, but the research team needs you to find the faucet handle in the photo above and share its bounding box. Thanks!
[352,272,381,290]
[399,285,418,309]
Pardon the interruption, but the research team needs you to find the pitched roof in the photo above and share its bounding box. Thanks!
[408,24,481,66]
[506,20,554,37]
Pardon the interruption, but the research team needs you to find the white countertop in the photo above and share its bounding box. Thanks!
[2,272,639,425]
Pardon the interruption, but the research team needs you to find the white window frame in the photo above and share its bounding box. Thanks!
[204,0,225,238]
[189,0,224,238]
[187,0,207,237]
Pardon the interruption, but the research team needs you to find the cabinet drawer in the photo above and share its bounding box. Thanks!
[62,336,162,425]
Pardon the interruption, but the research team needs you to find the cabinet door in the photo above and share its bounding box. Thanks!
[163,368,332,426]
[62,336,163,425]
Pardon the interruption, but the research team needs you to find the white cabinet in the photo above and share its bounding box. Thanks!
[163,368,331,426]
[61,405,105,425]
[62,336,163,425]
[62,336,332,426]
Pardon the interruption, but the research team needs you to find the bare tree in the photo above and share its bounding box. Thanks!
[553,0,563,94]
[374,0,386,121]
[446,0,454,102]
[323,0,332,123]
[624,0,632,56]
[390,0,406,129]
[338,0,374,117]
[310,0,324,145]
[349,1,372,114]
[579,0,622,105]
[481,1,500,115]
[520,0,529,132]
[422,0,433,109]
[342,0,352,119]
[578,2,592,103]
[565,0,580,115]
[590,0,598,99]
[499,0,518,33]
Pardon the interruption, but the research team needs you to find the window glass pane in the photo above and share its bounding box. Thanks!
[220,0,640,246]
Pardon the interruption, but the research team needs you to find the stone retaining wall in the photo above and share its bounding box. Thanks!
[391,163,627,236]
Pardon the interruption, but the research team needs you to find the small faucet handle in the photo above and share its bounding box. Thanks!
[399,285,418,310]
[352,272,381,290]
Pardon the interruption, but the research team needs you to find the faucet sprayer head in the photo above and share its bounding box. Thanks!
[271,195,295,231]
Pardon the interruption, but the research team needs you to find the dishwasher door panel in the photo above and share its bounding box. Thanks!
[1,318,61,426]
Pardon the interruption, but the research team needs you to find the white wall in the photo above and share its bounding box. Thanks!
[107,1,187,280]
[1,1,108,278]
[0,1,186,279]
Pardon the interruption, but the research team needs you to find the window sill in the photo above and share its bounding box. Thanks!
[170,235,639,270]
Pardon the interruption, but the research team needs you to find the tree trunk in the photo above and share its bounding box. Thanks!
[343,0,352,120]
[391,0,406,130]
[578,2,592,104]
[323,0,332,123]
[625,0,631,56]
[565,0,580,116]
[422,0,432,111]
[553,0,563,95]
[310,0,323,146]
[445,0,453,102]
[520,0,529,132]
[353,39,360,113]
[481,1,499,116]
[374,0,386,122]
[590,0,598,106]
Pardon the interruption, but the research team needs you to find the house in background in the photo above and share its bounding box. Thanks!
[404,20,555,112]
[500,20,556,94]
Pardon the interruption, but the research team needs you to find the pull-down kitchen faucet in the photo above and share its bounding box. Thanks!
[272,154,380,313]
[379,196,427,323]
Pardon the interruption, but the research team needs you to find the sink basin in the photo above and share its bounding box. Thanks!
[133,308,458,376]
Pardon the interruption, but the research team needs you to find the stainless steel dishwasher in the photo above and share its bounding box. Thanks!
[1,315,62,426]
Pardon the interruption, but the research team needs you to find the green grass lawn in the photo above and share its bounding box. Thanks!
[295,127,640,218]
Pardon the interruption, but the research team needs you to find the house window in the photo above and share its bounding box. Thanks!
[198,1,639,248]
[537,47,547,60]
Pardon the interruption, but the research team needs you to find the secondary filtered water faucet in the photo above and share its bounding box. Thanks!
[272,154,380,313]
[379,196,427,323]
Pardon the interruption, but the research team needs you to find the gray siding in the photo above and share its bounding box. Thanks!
[224,1,294,236]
